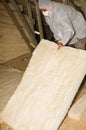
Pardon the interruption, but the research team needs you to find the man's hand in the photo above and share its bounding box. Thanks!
[55,41,63,49]
[57,42,63,49]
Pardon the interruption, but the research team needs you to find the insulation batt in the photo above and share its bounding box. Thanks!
[0,39,86,130]
[68,94,86,120]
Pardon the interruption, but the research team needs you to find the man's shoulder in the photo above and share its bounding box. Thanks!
[52,1,75,12]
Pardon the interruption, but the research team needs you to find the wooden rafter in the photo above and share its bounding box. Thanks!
[1,0,34,52]
[10,0,37,48]
[34,0,44,39]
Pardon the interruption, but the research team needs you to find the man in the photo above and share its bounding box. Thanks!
[38,0,86,49]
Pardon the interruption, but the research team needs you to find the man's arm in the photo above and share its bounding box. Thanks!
[55,40,63,49]
[53,16,75,48]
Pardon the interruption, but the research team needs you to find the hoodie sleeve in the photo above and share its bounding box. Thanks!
[52,15,75,45]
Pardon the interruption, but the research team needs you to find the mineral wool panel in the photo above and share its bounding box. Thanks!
[0,40,86,130]
[68,94,86,120]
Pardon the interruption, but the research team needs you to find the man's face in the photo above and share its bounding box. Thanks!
[40,8,49,16]
[40,8,47,11]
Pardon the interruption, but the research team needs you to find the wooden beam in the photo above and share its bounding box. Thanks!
[1,0,34,52]
[34,0,44,39]
[26,0,34,32]
[10,0,38,48]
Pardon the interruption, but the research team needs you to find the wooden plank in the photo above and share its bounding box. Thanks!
[0,40,86,130]
[34,0,44,39]
[10,0,38,48]
[26,0,34,32]
[1,0,35,51]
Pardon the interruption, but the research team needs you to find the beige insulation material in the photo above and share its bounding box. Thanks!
[0,39,86,130]
[0,65,23,112]
[68,94,86,121]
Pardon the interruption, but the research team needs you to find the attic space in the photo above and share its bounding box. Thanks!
[0,0,86,130]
